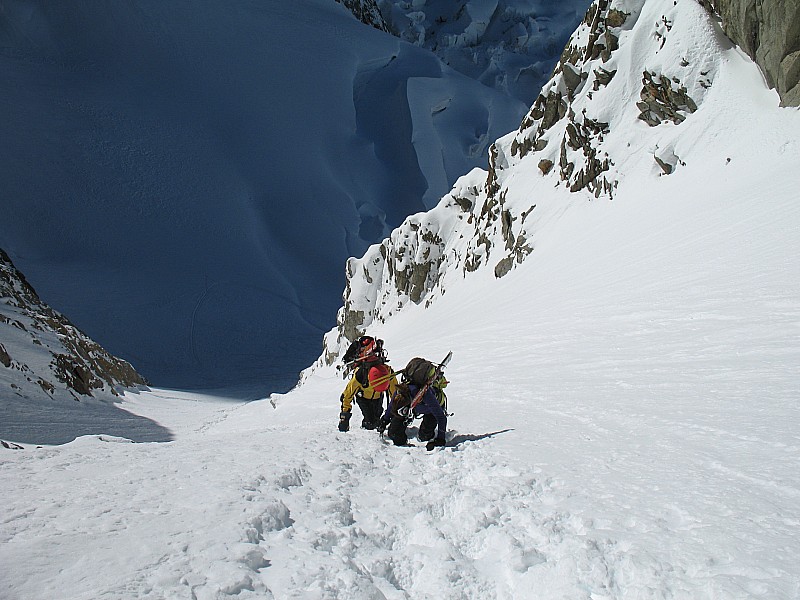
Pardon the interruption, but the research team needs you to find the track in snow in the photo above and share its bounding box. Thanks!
[207,427,667,600]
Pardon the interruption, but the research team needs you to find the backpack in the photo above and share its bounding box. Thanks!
[403,357,437,386]
[343,336,386,367]
[354,360,385,387]
[402,357,449,411]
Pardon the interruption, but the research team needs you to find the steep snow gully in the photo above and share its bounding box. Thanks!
[2,0,799,598]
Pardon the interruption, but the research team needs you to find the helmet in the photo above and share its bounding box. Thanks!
[368,364,391,392]
[358,337,377,360]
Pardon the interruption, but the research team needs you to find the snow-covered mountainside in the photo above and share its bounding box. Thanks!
[1,248,153,444]
[379,0,592,106]
[1,1,798,597]
[0,248,145,401]
[0,0,531,391]
[313,0,800,369]
[707,0,800,106]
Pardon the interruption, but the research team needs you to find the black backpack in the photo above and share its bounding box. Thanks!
[343,336,386,367]
[403,357,437,386]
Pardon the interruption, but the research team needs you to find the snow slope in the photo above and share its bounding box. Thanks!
[2,50,799,600]
[312,0,800,362]
[0,0,527,390]
[1,0,799,598]
[2,155,798,598]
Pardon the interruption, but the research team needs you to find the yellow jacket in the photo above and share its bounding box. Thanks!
[340,367,398,412]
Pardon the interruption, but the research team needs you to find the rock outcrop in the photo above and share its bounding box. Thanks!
[701,0,800,106]
[336,0,389,31]
[1,249,147,402]
[508,0,635,198]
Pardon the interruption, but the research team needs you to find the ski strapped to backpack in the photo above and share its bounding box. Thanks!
[408,351,452,412]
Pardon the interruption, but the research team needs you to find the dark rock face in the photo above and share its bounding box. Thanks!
[335,0,389,31]
[0,343,10,368]
[637,71,698,126]
[1,249,147,401]
[511,0,628,197]
[704,0,800,106]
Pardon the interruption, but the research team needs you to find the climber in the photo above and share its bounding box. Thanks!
[337,337,397,432]
[378,357,449,450]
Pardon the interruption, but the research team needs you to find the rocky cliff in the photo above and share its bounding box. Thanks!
[1,249,147,402]
[309,0,787,373]
[702,0,799,106]
[336,0,389,31]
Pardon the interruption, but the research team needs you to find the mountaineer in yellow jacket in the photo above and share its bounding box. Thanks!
[338,362,398,432]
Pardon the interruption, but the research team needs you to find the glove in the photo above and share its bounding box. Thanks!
[426,437,446,451]
[376,416,390,434]
[338,411,351,432]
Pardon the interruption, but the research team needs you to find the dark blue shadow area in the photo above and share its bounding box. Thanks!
[0,398,174,445]
[0,2,527,394]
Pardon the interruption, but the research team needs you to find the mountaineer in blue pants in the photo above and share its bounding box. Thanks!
[379,378,447,450]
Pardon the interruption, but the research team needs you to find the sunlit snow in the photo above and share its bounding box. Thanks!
[1,0,799,598]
